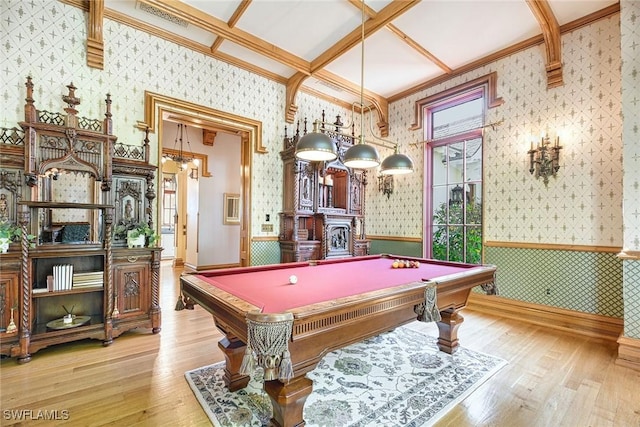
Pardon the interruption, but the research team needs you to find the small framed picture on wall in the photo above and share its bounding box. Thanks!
[223,193,240,225]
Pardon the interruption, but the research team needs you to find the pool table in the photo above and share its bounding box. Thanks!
[180,254,496,427]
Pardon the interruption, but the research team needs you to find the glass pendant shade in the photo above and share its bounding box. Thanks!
[343,142,380,169]
[380,152,414,175]
[295,132,338,162]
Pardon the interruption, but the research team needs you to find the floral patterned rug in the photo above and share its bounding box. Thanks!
[185,323,507,427]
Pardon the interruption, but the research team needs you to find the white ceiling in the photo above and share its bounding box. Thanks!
[105,0,618,106]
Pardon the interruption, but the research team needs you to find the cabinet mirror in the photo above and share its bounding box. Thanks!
[37,170,102,244]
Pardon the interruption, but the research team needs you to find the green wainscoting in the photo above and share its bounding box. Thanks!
[623,260,640,338]
[484,246,623,318]
[252,239,424,266]
[369,239,423,258]
[251,240,280,266]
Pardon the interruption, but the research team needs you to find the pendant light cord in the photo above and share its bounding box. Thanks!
[359,0,365,143]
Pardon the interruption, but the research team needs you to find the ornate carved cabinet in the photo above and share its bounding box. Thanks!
[279,115,370,262]
[0,77,160,362]
[0,254,20,353]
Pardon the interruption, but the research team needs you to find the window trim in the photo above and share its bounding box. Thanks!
[410,72,503,132]
[423,88,487,260]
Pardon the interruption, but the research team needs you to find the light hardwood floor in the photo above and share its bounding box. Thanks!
[1,262,639,426]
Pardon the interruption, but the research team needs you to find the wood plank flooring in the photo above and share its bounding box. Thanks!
[1,261,639,426]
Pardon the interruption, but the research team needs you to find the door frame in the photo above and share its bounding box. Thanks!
[138,91,264,267]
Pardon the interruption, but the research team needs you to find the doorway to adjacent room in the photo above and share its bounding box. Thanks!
[140,92,262,269]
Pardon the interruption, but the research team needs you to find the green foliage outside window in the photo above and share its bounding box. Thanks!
[432,201,482,264]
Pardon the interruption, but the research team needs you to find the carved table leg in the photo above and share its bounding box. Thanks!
[436,308,464,354]
[218,336,250,391]
[264,375,313,427]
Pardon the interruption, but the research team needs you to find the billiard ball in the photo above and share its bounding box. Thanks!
[289,275,298,284]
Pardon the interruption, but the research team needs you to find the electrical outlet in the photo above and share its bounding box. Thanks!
[545,288,551,296]
[266,214,270,222]
[261,224,273,232]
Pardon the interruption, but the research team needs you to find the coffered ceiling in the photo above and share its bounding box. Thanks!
[98,0,618,124]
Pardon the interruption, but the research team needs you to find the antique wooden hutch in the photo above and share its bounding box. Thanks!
[0,77,161,363]
[279,114,370,262]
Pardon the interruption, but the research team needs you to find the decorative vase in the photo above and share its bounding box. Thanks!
[126,231,145,249]
[0,237,10,253]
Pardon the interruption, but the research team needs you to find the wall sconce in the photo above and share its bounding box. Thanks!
[189,168,198,180]
[378,175,394,199]
[528,134,562,185]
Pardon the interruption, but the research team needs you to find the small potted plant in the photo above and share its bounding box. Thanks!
[0,220,21,253]
[114,221,158,248]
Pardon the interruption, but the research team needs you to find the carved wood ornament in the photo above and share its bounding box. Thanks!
[526,0,564,88]
[87,0,105,69]
[0,77,161,363]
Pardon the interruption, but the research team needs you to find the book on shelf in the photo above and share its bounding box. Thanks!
[53,264,74,291]
[72,271,104,289]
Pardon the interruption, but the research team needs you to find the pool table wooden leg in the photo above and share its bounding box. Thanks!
[436,308,464,354]
[264,375,313,427]
[218,336,251,391]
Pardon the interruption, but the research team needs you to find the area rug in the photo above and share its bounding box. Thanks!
[185,324,506,427]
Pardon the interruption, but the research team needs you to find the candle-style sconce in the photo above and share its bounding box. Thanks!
[378,175,394,199]
[528,134,562,185]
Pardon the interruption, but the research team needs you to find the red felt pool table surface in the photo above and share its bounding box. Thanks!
[192,255,485,313]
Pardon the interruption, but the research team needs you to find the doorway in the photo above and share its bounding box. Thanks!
[140,92,264,269]
[160,172,177,259]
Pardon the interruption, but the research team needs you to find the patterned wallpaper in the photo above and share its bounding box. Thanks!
[371,14,624,248]
[621,0,640,252]
[366,98,425,238]
[50,172,91,223]
[620,0,640,339]
[0,0,359,242]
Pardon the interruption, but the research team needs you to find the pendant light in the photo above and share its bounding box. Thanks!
[380,147,414,175]
[162,124,200,170]
[343,0,380,169]
[293,0,413,176]
[294,120,337,162]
